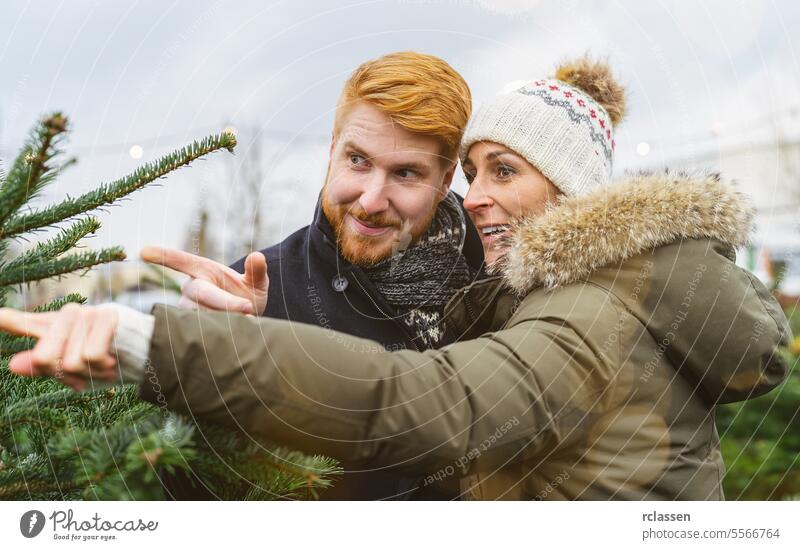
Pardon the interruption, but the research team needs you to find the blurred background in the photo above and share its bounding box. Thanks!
[1,0,798,499]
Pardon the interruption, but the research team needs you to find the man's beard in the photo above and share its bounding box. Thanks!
[321,183,438,267]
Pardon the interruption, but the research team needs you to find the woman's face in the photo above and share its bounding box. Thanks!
[462,141,562,265]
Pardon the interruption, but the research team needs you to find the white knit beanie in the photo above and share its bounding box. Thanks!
[460,57,627,197]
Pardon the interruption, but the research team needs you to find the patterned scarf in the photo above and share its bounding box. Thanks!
[363,192,475,349]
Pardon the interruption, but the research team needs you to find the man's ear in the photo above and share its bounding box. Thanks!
[329,132,337,159]
[438,162,456,200]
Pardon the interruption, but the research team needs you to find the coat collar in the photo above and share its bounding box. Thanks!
[498,172,755,294]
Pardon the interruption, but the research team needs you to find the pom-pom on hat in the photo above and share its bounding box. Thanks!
[460,55,627,197]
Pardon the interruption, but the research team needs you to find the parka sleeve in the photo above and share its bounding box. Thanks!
[139,304,604,475]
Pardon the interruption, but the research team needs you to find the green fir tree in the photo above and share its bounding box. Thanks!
[718,306,800,500]
[0,114,339,500]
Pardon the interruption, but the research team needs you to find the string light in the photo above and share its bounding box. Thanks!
[129,145,143,159]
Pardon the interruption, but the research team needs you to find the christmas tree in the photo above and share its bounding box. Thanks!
[718,307,800,500]
[0,114,339,500]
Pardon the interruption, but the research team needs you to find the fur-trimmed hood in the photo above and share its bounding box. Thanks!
[500,172,755,294]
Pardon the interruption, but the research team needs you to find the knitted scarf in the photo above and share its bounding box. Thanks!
[363,192,475,349]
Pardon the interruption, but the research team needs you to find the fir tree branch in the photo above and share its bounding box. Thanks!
[0,118,339,500]
[0,333,34,355]
[34,293,87,312]
[0,132,237,238]
[140,263,182,294]
[0,114,68,227]
[0,247,125,287]
[0,460,103,500]
[2,416,63,430]
[0,473,96,499]
[258,447,341,488]
[190,425,342,500]
[2,387,119,431]
[3,217,101,272]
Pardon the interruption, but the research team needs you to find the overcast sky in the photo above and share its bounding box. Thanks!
[1,0,798,264]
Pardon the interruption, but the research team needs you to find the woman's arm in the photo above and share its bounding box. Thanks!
[0,301,598,476]
[140,304,589,475]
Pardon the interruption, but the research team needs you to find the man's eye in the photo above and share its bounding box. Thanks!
[349,154,366,165]
[396,169,418,179]
[463,171,475,184]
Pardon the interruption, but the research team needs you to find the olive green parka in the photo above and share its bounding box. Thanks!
[140,173,791,500]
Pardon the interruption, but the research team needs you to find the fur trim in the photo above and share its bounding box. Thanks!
[554,55,627,125]
[499,172,755,294]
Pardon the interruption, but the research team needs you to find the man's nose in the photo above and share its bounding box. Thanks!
[358,174,390,214]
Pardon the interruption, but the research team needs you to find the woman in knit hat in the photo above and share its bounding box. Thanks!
[440,56,792,498]
[2,57,791,500]
[460,57,627,265]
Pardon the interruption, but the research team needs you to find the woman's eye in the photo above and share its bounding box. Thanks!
[497,165,515,178]
[463,171,475,184]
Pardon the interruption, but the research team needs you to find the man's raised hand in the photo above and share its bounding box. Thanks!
[140,246,268,316]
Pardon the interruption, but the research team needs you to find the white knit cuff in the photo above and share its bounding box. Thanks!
[106,303,154,385]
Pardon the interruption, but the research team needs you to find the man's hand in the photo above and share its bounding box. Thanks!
[140,246,268,316]
[0,304,119,391]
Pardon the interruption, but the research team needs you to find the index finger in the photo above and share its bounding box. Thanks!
[0,308,52,339]
[140,246,217,279]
